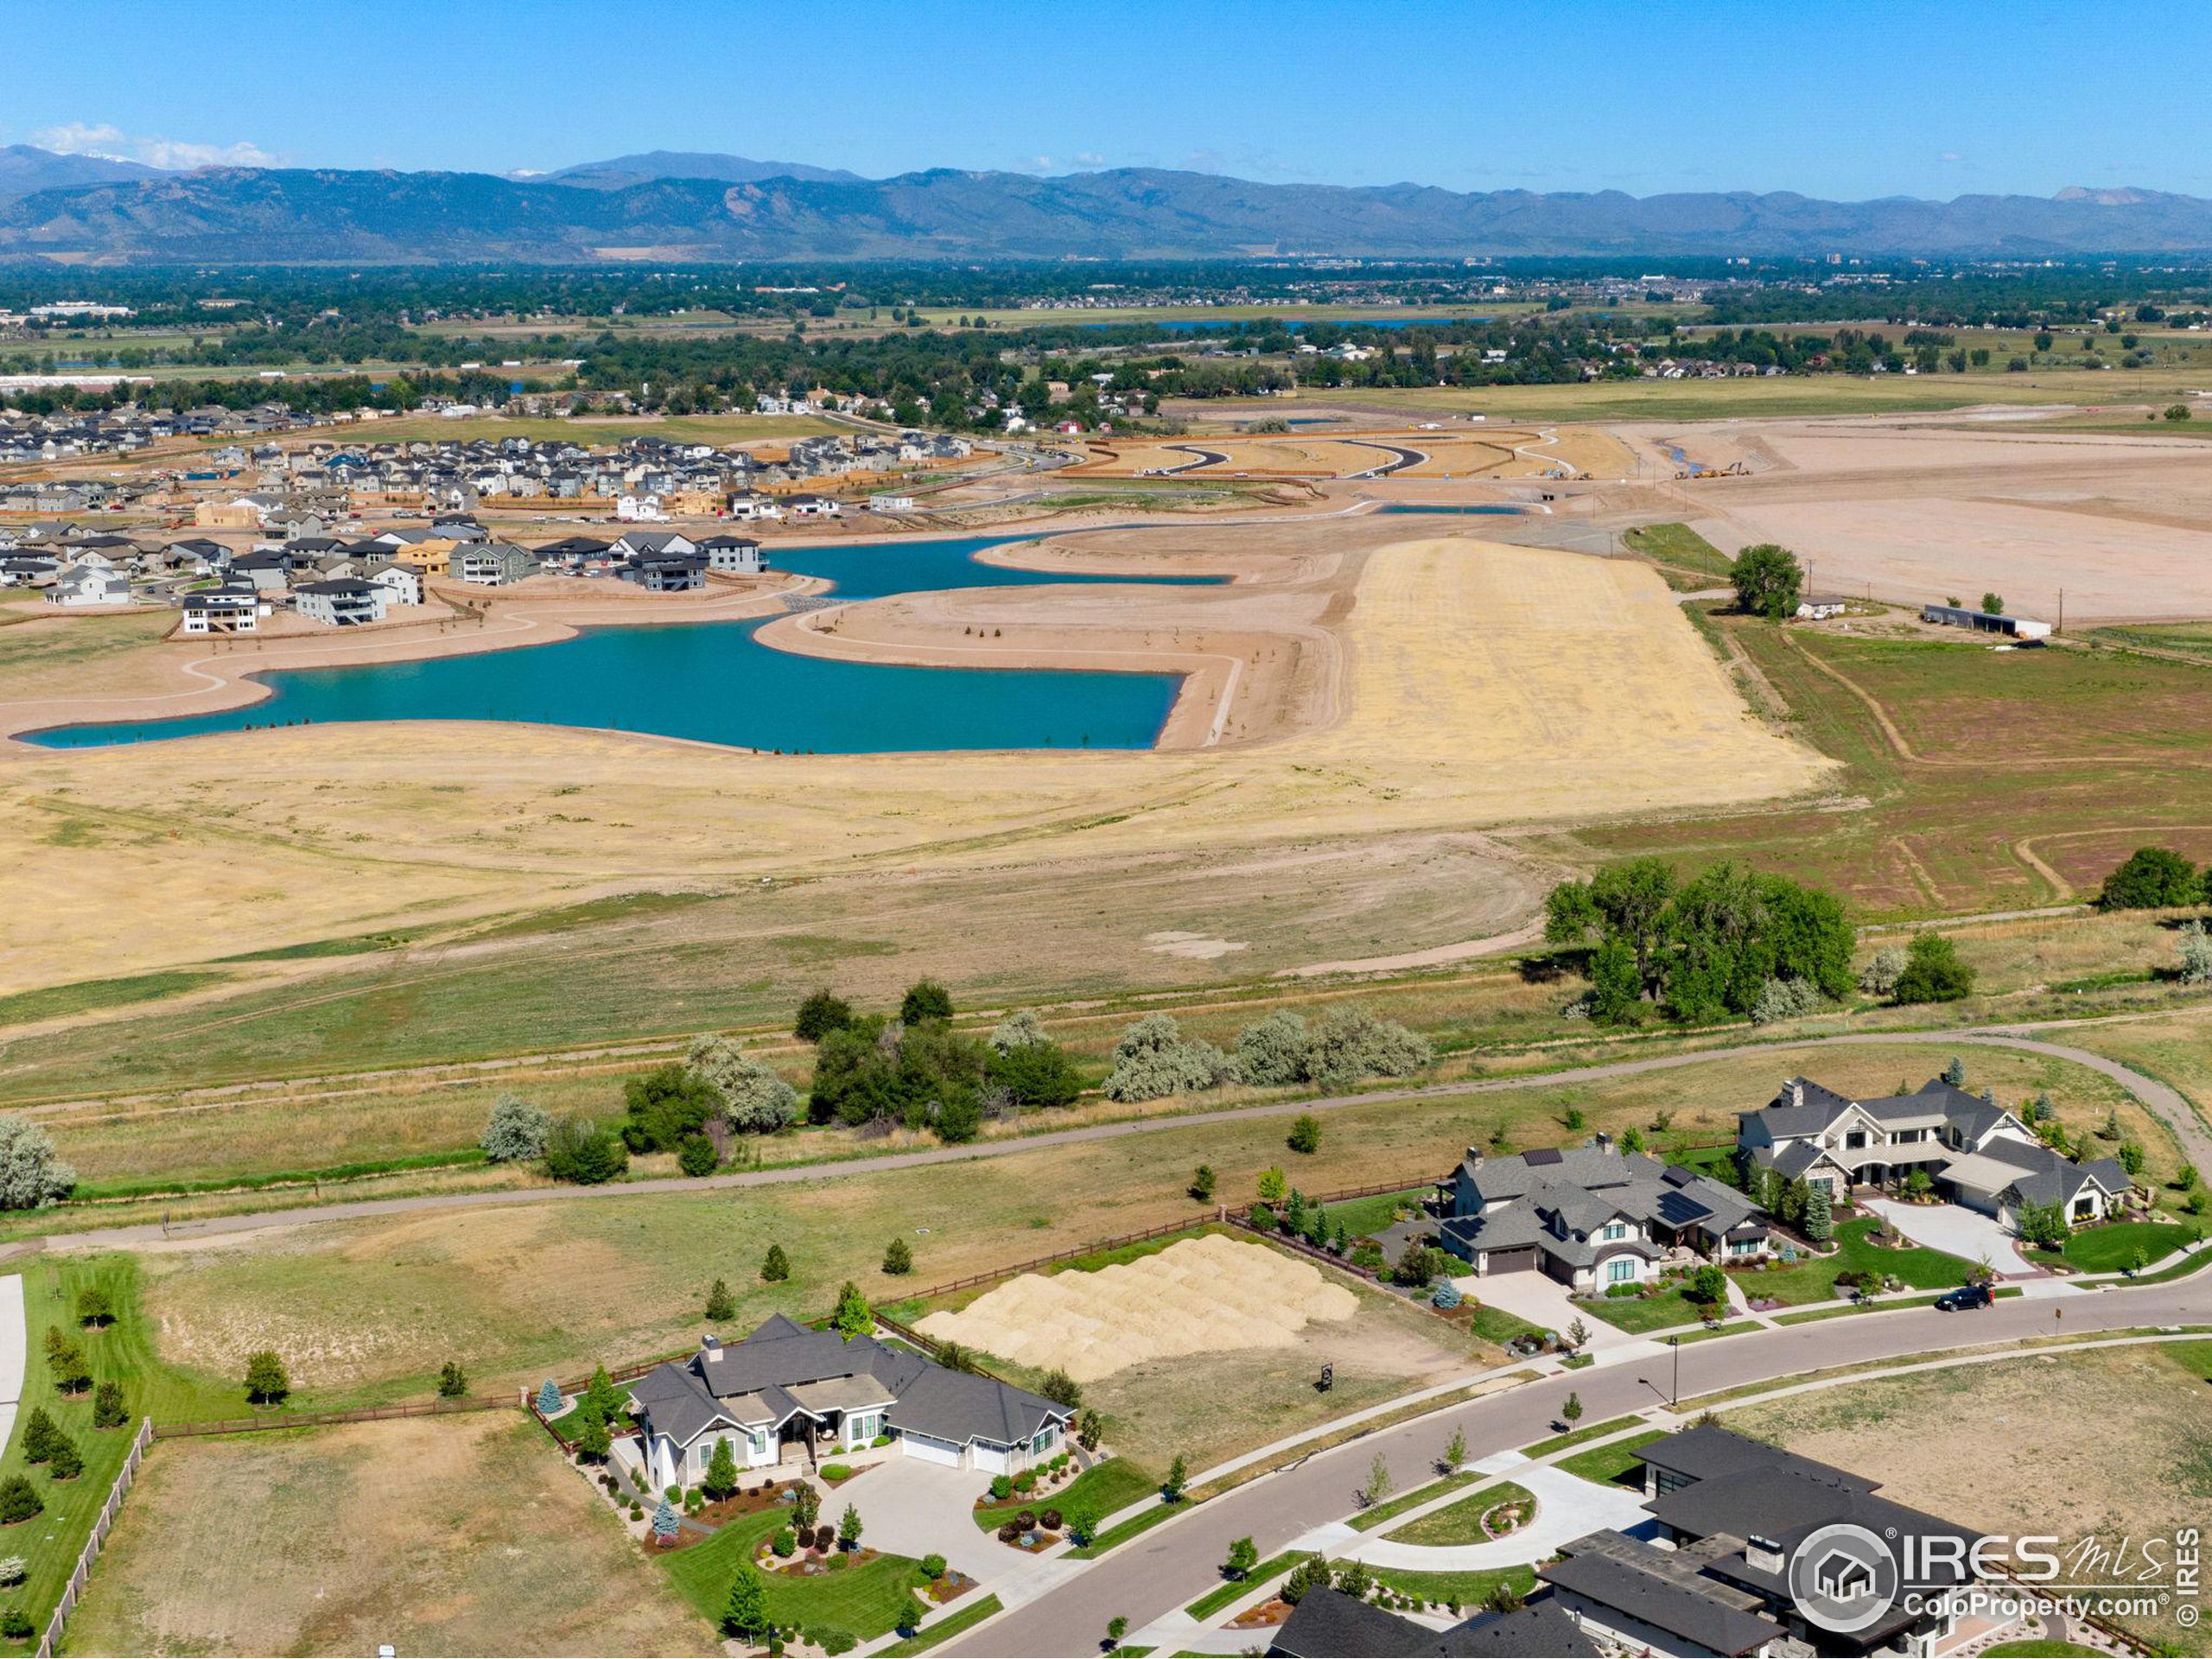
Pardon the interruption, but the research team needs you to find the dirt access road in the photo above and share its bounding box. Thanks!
[13,1021,2201,1258]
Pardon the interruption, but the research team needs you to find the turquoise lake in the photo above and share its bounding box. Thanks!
[26,536,1214,754]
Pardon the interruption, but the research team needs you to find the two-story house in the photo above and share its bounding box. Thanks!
[1435,1141,1770,1289]
[1738,1077,2131,1230]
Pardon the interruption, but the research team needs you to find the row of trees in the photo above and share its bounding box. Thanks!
[1103,1007,1432,1103]
[802,984,1081,1143]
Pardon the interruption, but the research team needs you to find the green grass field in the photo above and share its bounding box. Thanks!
[658,1506,932,1643]
[880,1592,1002,1655]
[973,1457,1153,1532]
[2054,1220,2197,1274]
[1183,1553,1300,1619]
[1379,1479,1535,1547]
[1738,1216,1974,1306]
[1579,1287,1713,1333]
[1347,1468,1483,1533]
[1362,1561,1535,1611]
[1554,1428,1671,1487]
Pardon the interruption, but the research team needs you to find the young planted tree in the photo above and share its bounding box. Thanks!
[1161,1453,1190,1503]
[46,1435,82,1482]
[703,1438,740,1501]
[704,1277,737,1321]
[1362,1452,1395,1507]
[48,1337,90,1395]
[536,1379,564,1415]
[882,1238,913,1276]
[1562,1391,1585,1424]
[837,1502,863,1549]
[1077,1409,1103,1452]
[92,1379,128,1430]
[0,1478,42,1526]
[1224,1535,1259,1580]
[652,1497,681,1543]
[17,1410,59,1465]
[761,1242,792,1282]
[1441,1427,1467,1472]
[832,1281,873,1340]
[75,1286,113,1328]
[721,1564,772,1639]
[1190,1164,1217,1203]
[437,1361,469,1399]
[1287,1114,1322,1155]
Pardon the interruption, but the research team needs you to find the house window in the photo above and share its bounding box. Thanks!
[1600,1221,1629,1241]
[748,1430,768,1458]
[1032,1423,1058,1456]
[1607,1258,1637,1284]
[1845,1131,1867,1149]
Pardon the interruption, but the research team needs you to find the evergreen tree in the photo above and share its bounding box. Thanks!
[437,1361,469,1398]
[92,1379,127,1430]
[652,1497,681,1541]
[703,1438,740,1500]
[833,1280,873,1340]
[761,1243,791,1282]
[536,1378,564,1415]
[882,1238,913,1275]
[721,1565,771,1638]
[16,1408,58,1464]
[704,1277,736,1321]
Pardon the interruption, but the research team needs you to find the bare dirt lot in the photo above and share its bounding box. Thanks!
[1665,423,2212,621]
[67,1413,713,1656]
[916,1232,1358,1382]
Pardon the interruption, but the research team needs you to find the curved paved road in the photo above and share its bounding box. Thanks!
[949,1274,2212,1656]
[20,1023,2203,1256]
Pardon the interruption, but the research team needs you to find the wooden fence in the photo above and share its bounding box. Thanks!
[153,1395,512,1440]
[38,1417,152,1658]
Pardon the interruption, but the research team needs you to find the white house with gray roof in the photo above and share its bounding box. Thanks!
[1738,1076,2131,1230]
[626,1314,1071,1493]
[1435,1141,1770,1289]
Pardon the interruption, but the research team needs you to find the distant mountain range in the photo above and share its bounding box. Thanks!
[3,145,2211,263]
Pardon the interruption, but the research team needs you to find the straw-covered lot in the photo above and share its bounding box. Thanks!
[917,1232,1359,1382]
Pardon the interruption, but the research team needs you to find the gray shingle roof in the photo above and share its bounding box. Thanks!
[1542,1538,1784,1656]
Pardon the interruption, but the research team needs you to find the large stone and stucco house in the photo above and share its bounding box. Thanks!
[626,1314,1071,1492]
[1738,1076,2131,1229]
[1434,1141,1770,1289]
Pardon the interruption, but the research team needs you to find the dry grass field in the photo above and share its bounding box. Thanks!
[66,1414,713,1656]
[0,528,1826,1003]
[1722,1341,2212,1656]
[104,1039,2149,1408]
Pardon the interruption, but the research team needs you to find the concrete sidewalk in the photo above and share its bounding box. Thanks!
[0,1275,23,1456]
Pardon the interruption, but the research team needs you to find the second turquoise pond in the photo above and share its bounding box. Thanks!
[27,535,1212,753]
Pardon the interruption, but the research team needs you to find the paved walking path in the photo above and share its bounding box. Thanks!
[13,1022,2202,1257]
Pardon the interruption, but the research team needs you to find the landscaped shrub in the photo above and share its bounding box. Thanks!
[1014,1510,1037,1533]
[0,1478,42,1526]
[815,1630,857,1656]
[988,1474,1014,1501]
[797,1523,818,1550]
[437,1360,469,1398]
[537,1379,563,1415]
[677,1134,719,1176]
[919,1552,948,1581]
[773,1528,797,1557]
[1012,1469,1035,1493]
[0,1609,29,1640]
[996,1519,1020,1542]
[1249,1202,1277,1231]
[1039,1508,1063,1531]
[1432,1279,1462,1309]
[820,1463,853,1482]
[0,1559,23,1588]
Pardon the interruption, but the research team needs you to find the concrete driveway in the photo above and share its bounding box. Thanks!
[1453,1270,1642,1351]
[0,1275,22,1457]
[1864,1198,2039,1278]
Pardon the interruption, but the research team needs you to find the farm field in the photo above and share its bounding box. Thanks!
[1333,368,2209,424]
[1720,1341,2212,1655]
[64,1414,714,1656]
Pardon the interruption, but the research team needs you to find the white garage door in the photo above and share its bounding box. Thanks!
[901,1432,962,1467]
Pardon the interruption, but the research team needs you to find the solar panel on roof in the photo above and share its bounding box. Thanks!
[1656,1190,1714,1225]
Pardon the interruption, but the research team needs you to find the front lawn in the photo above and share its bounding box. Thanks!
[974,1456,1153,1532]
[1466,1303,1548,1347]
[1578,1287,1715,1333]
[879,1593,1003,1656]
[1556,1428,1670,1488]
[1520,1414,1644,1459]
[1184,1553,1300,1620]
[660,1505,934,1643]
[1363,1561,1535,1611]
[2057,1221,2196,1274]
[1736,1216,1973,1306]
[1382,1480,1537,1548]
[1320,1187,1432,1239]
[1349,1468,1483,1533]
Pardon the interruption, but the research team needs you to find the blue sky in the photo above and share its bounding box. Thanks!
[8,0,2207,199]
